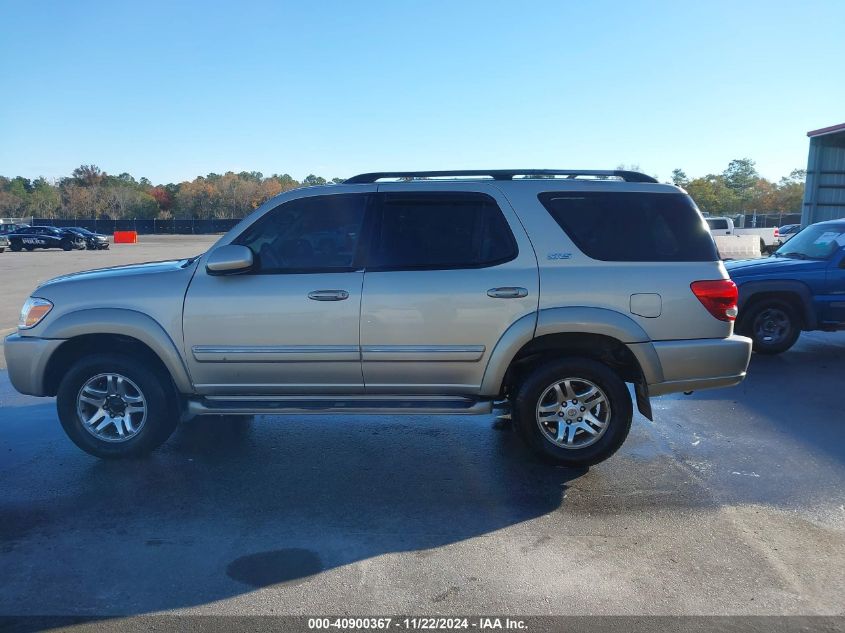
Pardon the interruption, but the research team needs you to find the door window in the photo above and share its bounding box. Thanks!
[234,194,368,273]
[368,192,517,270]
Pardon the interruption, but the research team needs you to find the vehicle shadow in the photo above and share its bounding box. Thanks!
[1,406,597,617]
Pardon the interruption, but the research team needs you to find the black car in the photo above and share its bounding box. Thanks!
[7,226,86,252]
[64,227,110,250]
[0,223,29,235]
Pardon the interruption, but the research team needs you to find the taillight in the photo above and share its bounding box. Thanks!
[691,280,738,321]
[774,228,780,238]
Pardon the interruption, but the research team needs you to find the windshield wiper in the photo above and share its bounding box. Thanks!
[783,252,807,260]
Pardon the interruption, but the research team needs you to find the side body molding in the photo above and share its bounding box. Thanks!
[39,308,194,393]
[479,306,664,396]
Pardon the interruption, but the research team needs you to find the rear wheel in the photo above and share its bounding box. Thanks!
[742,300,801,354]
[57,353,179,458]
[10,241,22,252]
[514,358,633,467]
[61,240,73,251]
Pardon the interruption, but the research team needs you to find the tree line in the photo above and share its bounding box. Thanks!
[0,158,804,221]
[0,166,343,221]
[670,158,805,217]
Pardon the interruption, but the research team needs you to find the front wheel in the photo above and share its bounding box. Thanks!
[61,241,73,251]
[742,300,801,354]
[10,241,22,252]
[57,353,179,458]
[514,358,633,467]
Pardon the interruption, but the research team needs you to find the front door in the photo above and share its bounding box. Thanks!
[360,184,539,394]
[183,190,372,395]
[824,246,845,324]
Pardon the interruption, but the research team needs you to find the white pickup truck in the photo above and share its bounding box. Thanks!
[706,217,780,254]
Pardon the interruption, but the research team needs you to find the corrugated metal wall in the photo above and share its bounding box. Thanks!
[802,131,845,225]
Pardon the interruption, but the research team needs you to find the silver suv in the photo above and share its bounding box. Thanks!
[4,170,752,466]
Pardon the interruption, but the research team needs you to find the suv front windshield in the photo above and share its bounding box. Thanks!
[774,224,845,260]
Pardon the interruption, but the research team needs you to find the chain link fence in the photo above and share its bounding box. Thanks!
[31,218,241,235]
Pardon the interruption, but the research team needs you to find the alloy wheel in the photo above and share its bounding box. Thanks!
[76,373,147,442]
[535,378,611,449]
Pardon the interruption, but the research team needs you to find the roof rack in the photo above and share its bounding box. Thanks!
[345,169,658,184]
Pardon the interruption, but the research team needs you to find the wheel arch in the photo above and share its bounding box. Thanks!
[736,281,815,330]
[39,308,193,396]
[480,307,659,419]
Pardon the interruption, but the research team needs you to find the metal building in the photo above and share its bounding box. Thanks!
[802,122,845,226]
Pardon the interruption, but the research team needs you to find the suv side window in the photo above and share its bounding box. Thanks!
[368,192,517,270]
[707,218,728,231]
[539,191,718,262]
[234,194,367,273]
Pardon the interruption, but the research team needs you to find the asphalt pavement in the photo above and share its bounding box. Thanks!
[1,332,843,618]
[1,237,843,621]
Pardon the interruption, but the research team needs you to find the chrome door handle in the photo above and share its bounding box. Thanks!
[308,290,350,301]
[487,287,528,299]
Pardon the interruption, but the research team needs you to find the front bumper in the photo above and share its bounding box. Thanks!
[645,334,752,397]
[3,333,64,396]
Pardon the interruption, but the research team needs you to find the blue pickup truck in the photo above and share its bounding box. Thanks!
[726,219,845,354]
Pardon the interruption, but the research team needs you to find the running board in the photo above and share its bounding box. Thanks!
[186,395,493,417]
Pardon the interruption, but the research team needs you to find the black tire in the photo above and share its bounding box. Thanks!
[56,353,179,458]
[513,358,633,467]
[0,248,4,253]
[10,241,22,252]
[740,299,801,354]
[61,240,73,251]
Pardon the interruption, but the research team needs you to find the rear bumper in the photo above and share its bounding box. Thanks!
[3,334,64,396]
[645,335,752,397]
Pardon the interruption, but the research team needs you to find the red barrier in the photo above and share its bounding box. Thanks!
[113,231,138,244]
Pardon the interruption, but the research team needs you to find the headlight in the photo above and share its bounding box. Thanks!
[19,297,53,329]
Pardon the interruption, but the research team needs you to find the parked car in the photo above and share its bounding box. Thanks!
[7,226,86,251]
[777,223,801,244]
[706,217,780,254]
[0,234,8,252]
[727,219,845,353]
[64,227,110,250]
[4,169,752,465]
[0,222,29,235]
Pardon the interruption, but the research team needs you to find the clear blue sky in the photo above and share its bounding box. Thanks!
[1,0,843,184]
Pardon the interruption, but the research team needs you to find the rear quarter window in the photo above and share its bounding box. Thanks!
[538,191,718,262]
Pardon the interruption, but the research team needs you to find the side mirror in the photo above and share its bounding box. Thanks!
[206,245,254,275]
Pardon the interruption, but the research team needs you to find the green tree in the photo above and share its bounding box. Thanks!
[670,168,689,187]
[684,175,737,216]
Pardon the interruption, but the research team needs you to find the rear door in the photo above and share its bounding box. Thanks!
[360,184,538,394]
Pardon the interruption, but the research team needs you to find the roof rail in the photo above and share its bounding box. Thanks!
[344,169,658,184]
